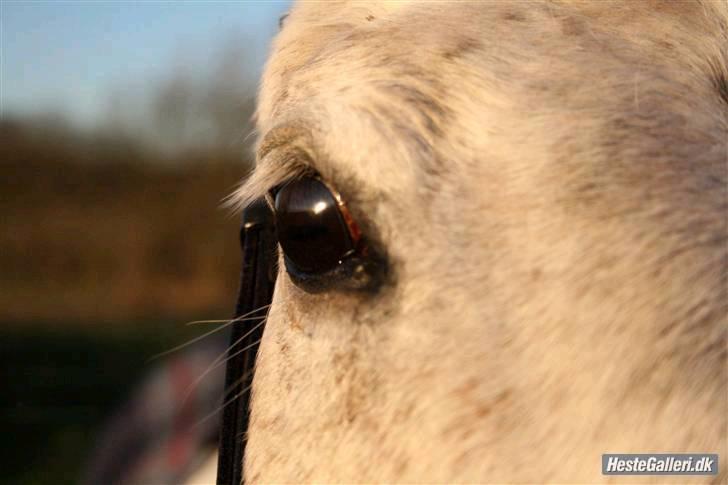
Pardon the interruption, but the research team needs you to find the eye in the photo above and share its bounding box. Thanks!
[274,176,361,275]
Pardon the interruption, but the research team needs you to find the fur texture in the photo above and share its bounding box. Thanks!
[224,1,727,483]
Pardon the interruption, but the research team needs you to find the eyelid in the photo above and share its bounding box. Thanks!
[255,125,368,244]
[256,123,313,163]
[316,177,362,246]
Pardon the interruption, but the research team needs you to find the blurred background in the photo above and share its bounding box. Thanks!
[1,2,290,483]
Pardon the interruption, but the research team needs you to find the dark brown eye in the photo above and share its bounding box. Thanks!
[274,176,360,275]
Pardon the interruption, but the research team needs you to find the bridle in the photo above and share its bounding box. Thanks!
[216,197,277,485]
[215,174,380,484]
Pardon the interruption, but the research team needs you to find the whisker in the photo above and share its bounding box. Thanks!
[147,303,274,362]
[147,325,231,363]
[193,348,263,432]
[193,382,253,430]
[181,336,262,412]
[219,366,256,401]
[206,336,266,391]
[183,319,230,325]
[177,313,270,408]
[185,315,266,326]
[171,296,291,426]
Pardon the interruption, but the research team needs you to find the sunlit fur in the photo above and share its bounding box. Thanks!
[217,1,727,483]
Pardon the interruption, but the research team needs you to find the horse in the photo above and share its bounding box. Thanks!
[201,1,728,482]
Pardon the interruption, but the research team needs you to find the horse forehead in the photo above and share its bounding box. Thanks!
[256,3,548,195]
[259,3,490,128]
[260,0,727,173]
[261,0,725,112]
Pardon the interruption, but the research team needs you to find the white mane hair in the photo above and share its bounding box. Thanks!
[213,1,727,483]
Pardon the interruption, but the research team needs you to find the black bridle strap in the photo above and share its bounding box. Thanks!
[217,198,278,485]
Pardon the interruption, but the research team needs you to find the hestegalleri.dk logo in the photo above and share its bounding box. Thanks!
[602,454,718,475]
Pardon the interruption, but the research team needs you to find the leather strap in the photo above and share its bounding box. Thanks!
[217,198,277,485]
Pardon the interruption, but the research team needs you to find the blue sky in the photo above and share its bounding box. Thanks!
[1,1,290,126]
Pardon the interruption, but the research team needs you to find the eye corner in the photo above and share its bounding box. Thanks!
[284,249,388,295]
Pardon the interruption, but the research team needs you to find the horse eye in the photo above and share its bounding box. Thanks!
[274,176,360,275]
